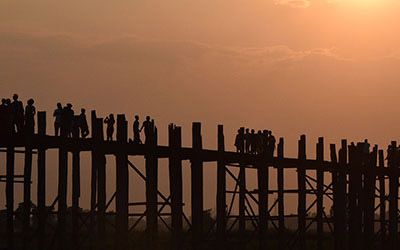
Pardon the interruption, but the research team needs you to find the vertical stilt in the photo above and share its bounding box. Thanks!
[23,135,33,250]
[337,140,347,250]
[94,117,106,250]
[90,111,98,249]
[277,138,285,250]
[191,122,203,250]
[146,122,158,247]
[72,126,81,249]
[363,146,376,250]
[6,145,15,250]
[316,137,324,249]
[115,115,129,250]
[388,141,398,250]
[257,155,268,250]
[57,138,68,250]
[37,112,46,250]
[216,125,226,249]
[378,150,386,250]
[239,165,246,233]
[169,124,183,250]
[297,135,306,250]
[330,144,339,250]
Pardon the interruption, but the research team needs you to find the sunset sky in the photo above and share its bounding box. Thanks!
[1,0,400,212]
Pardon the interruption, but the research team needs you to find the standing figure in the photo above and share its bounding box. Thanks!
[79,108,89,138]
[104,114,115,141]
[267,131,276,158]
[133,115,142,144]
[234,128,245,153]
[245,128,251,153]
[0,99,8,136]
[140,116,152,144]
[24,99,36,135]
[61,103,74,137]
[11,94,24,134]
[53,103,63,136]
[250,129,256,154]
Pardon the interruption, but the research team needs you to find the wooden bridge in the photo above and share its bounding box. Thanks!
[0,110,398,250]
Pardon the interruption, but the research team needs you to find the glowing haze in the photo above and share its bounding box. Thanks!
[1,0,400,212]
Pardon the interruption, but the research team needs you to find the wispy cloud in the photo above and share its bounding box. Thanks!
[274,0,311,8]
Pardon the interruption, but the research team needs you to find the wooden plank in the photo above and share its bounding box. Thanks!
[316,137,324,250]
[378,149,386,250]
[257,155,268,250]
[277,138,285,250]
[330,144,340,250]
[169,124,183,250]
[115,115,129,250]
[388,141,398,250]
[146,120,158,242]
[72,125,81,249]
[297,135,306,250]
[191,122,203,250]
[57,138,68,250]
[37,111,46,250]
[216,125,226,249]
[337,140,347,250]
[6,145,15,250]
[23,136,33,250]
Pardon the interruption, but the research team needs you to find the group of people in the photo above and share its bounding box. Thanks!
[0,94,36,136]
[235,127,276,156]
[103,114,156,143]
[53,103,89,138]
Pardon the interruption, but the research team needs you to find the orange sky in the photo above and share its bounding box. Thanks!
[1,0,400,214]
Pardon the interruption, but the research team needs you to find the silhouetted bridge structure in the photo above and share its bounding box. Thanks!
[0,111,399,250]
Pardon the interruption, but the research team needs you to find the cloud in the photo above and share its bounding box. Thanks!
[274,0,311,8]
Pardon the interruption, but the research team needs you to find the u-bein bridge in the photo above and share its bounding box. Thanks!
[0,110,399,250]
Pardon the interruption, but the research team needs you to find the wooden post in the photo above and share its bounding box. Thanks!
[332,142,347,250]
[348,142,362,250]
[191,122,203,250]
[169,124,183,250]
[72,125,81,249]
[316,137,324,249]
[378,150,386,250]
[216,125,226,249]
[388,141,398,250]
[363,146,376,250]
[115,115,129,250]
[57,135,68,250]
[330,144,339,250]
[6,144,15,250]
[94,117,106,250]
[257,155,268,250]
[37,112,46,250]
[277,138,285,250]
[23,132,33,250]
[146,121,158,244]
[90,111,98,245]
[239,164,246,233]
[297,135,306,250]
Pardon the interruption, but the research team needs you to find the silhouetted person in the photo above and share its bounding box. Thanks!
[11,94,24,134]
[245,128,251,153]
[363,139,370,154]
[234,128,245,153]
[24,99,36,135]
[140,116,152,144]
[255,130,263,154]
[104,114,115,141]
[53,103,62,136]
[79,108,89,138]
[250,129,256,154]
[267,130,276,158]
[133,115,142,144]
[0,99,9,136]
[61,103,74,137]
